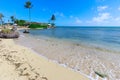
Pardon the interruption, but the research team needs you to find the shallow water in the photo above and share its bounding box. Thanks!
[15,27,120,80]
[22,27,120,52]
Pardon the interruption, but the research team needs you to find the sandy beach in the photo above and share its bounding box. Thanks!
[1,0,120,80]
[0,39,88,80]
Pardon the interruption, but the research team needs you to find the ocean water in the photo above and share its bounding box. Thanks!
[21,27,120,52]
[18,27,120,80]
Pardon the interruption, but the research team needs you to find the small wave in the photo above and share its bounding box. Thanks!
[20,35,25,37]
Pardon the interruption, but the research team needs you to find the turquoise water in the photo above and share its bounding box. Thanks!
[21,27,120,52]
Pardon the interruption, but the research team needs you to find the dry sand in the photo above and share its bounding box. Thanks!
[0,39,88,80]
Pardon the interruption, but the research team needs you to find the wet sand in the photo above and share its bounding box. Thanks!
[15,33,120,80]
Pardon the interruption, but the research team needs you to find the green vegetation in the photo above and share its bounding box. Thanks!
[15,19,49,29]
[95,71,107,78]
[29,23,47,29]
[15,20,26,26]
[0,28,19,38]
[10,16,16,23]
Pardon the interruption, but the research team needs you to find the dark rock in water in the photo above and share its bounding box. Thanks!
[23,30,29,33]
[0,32,19,38]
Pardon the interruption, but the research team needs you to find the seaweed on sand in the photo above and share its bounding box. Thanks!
[95,71,107,78]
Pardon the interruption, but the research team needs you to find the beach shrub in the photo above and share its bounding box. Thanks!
[29,23,47,29]
[0,29,19,38]
[1,29,11,34]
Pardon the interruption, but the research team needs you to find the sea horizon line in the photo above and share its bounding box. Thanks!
[56,26,120,28]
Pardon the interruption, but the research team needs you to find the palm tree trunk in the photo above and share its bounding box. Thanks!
[29,8,31,24]
[26,8,31,32]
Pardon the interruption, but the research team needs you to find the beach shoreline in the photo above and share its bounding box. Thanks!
[14,31,120,80]
[0,38,89,80]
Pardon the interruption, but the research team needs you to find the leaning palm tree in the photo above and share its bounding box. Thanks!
[24,0,33,24]
[0,13,4,27]
[50,14,56,27]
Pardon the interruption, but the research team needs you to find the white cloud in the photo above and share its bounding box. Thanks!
[114,17,120,21]
[69,16,82,25]
[92,13,111,23]
[97,6,108,11]
[118,7,120,11]
[41,8,52,14]
[93,13,110,22]
[75,18,82,24]
[55,12,65,17]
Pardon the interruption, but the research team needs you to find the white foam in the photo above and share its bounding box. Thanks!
[20,35,25,37]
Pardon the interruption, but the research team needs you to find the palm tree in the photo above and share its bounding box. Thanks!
[50,14,56,27]
[24,0,33,24]
[10,16,16,24]
[0,13,4,27]
[24,0,33,33]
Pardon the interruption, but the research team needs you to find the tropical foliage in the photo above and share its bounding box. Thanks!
[15,20,26,26]
[10,16,16,23]
[50,14,56,27]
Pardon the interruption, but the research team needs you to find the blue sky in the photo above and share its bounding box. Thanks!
[1,0,120,26]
